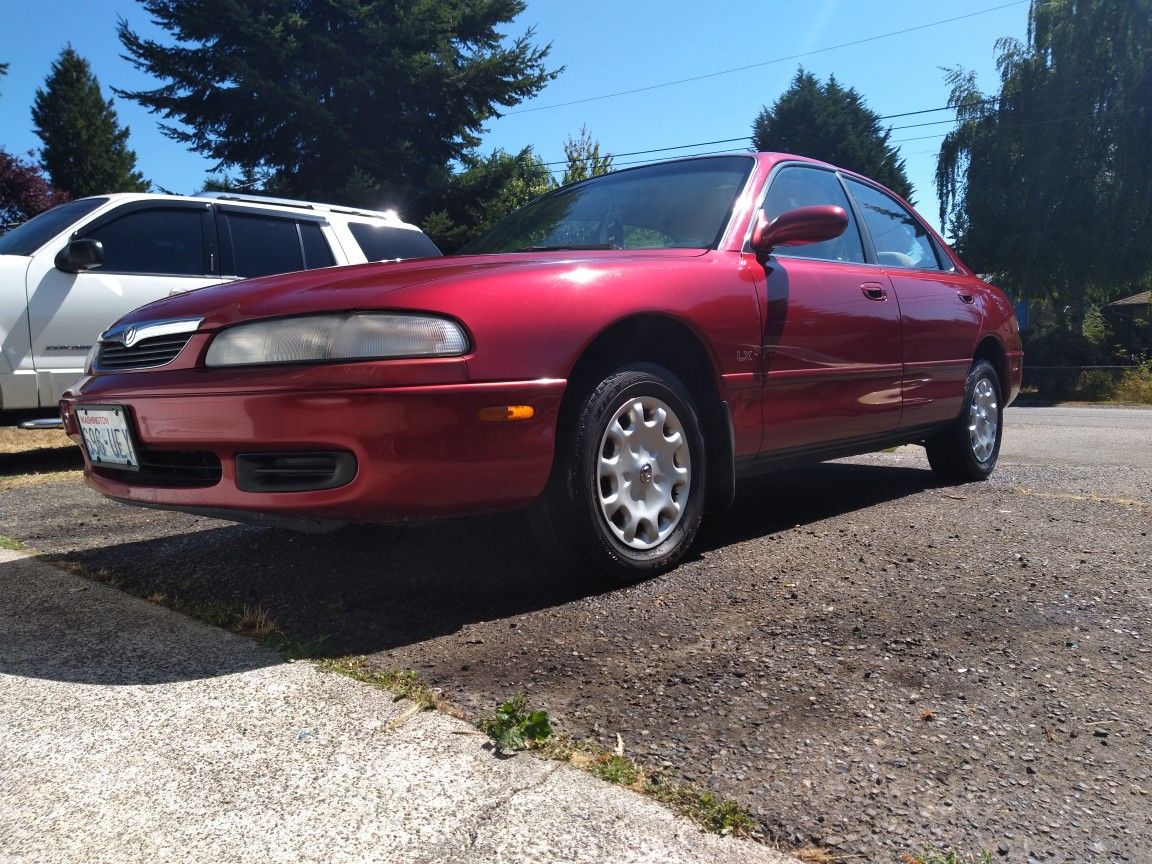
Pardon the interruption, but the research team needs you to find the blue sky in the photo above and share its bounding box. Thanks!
[0,1,1033,234]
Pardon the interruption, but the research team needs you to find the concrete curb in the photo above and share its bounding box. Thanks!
[0,550,794,863]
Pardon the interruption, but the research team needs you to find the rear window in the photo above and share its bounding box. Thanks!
[348,223,441,261]
[0,197,107,255]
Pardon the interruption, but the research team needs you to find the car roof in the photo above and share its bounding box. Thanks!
[77,192,416,228]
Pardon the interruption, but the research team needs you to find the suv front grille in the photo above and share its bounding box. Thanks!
[97,333,195,370]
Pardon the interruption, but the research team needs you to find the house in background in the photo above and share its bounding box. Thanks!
[1102,290,1151,356]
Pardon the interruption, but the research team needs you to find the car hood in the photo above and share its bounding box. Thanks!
[114,249,710,331]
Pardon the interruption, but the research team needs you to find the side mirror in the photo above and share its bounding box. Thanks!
[750,205,848,257]
[54,238,105,273]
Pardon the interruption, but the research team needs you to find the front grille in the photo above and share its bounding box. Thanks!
[93,448,221,486]
[97,333,195,370]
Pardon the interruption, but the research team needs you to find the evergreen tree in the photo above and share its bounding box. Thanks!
[562,124,613,185]
[937,0,1152,330]
[423,147,554,252]
[31,47,148,197]
[117,0,559,219]
[752,68,913,202]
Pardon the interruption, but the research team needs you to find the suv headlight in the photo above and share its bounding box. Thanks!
[205,312,469,367]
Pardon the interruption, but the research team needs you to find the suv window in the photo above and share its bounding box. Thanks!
[0,198,107,256]
[761,167,866,264]
[844,179,942,270]
[348,222,441,261]
[222,212,336,277]
[83,208,208,275]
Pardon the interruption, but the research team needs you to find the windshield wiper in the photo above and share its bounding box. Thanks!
[516,243,621,252]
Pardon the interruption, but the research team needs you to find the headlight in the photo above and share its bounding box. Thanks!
[204,312,469,367]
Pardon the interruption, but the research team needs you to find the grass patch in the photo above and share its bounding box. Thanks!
[901,848,993,864]
[0,470,83,490]
[0,535,27,551]
[1112,362,1152,403]
[317,657,440,710]
[533,734,756,838]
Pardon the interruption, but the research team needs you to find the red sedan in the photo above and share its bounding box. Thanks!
[61,153,1022,582]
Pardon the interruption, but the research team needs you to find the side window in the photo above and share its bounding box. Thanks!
[299,222,336,268]
[347,222,442,261]
[82,208,207,275]
[844,179,941,270]
[223,213,304,277]
[760,166,866,264]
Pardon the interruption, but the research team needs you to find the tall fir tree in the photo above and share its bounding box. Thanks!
[422,147,555,252]
[31,47,148,198]
[753,68,913,202]
[2,59,69,228]
[937,0,1152,330]
[117,0,559,218]
[562,125,613,185]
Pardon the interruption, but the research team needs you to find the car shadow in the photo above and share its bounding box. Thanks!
[1,458,940,689]
[697,460,937,552]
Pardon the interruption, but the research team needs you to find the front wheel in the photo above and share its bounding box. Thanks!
[530,364,707,583]
[925,359,1003,483]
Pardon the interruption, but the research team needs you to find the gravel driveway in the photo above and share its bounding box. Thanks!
[1,406,1148,862]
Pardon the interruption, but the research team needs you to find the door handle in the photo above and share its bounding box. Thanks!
[957,291,975,304]
[860,283,887,301]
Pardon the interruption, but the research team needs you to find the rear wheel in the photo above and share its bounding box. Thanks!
[530,364,706,583]
[925,359,1003,483]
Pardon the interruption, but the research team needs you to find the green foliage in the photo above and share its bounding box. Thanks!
[422,147,555,252]
[753,68,913,202]
[31,47,148,197]
[937,0,1152,330]
[1113,362,1152,403]
[562,124,613,185]
[117,0,559,219]
[478,694,552,753]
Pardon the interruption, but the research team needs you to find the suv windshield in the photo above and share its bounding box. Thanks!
[0,198,107,256]
[461,156,754,254]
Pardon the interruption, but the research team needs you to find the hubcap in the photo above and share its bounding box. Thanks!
[968,377,999,463]
[596,395,691,551]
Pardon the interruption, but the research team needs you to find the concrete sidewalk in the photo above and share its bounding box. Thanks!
[0,549,792,864]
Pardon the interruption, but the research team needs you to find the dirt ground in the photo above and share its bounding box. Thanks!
[1,414,1148,863]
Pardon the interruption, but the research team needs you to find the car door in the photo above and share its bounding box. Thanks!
[756,165,903,453]
[27,202,220,405]
[843,178,982,428]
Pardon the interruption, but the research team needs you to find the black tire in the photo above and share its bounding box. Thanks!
[925,359,1003,483]
[530,364,707,583]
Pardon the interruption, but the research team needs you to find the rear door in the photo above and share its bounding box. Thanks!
[843,178,982,428]
[757,165,903,453]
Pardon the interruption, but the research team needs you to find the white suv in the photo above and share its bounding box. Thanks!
[0,192,440,412]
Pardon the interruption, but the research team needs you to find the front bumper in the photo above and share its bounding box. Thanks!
[61,378,565,523]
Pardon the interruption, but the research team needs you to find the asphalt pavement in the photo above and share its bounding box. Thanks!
[0,546,791,864]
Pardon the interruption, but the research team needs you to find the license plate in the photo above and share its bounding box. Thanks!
[77,405,140,471]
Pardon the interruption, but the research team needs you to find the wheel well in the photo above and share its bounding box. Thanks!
[559,315,735,512]
[973,336,1008,395]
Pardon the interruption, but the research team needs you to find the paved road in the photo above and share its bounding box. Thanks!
[999,405,1152,467]
[0,403,1149,862]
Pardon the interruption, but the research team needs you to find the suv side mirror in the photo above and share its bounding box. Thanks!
[54,238,105,273]
[750,205,848,257]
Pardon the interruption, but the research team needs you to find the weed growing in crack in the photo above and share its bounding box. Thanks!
[478,694,552,753]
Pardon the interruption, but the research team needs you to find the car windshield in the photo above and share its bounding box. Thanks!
[461,155,755,254]
[0,197,107,256]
